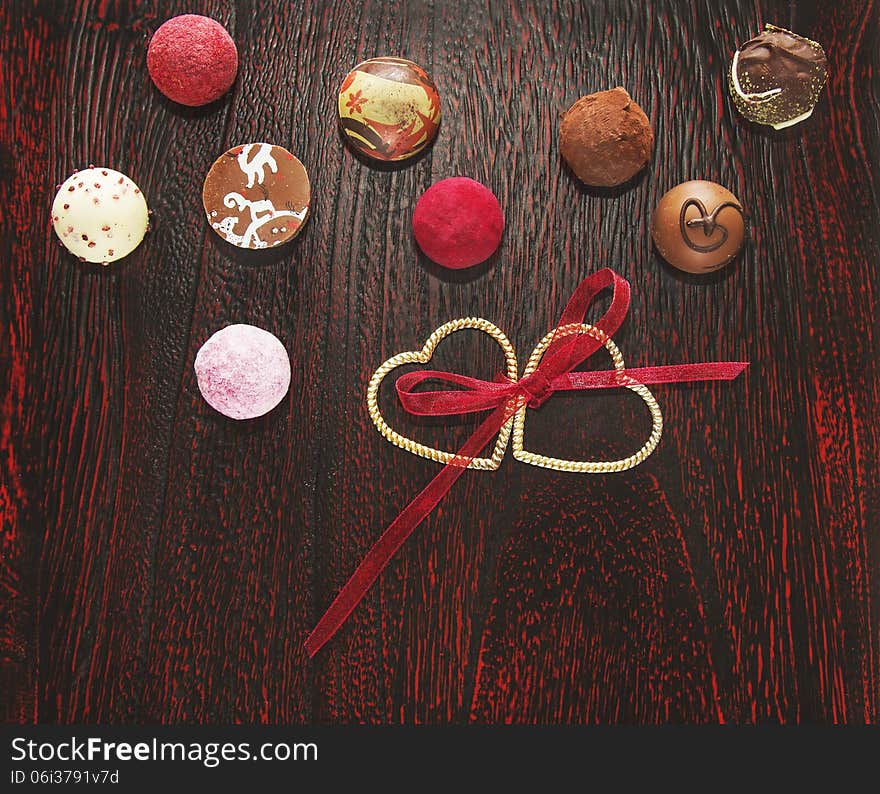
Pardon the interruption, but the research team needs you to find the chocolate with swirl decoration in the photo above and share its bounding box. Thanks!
[652,181,745,274]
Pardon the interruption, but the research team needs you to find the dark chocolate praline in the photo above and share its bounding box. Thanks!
[729,24,827,129]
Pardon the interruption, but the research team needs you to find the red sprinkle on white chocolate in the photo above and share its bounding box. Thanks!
[51,166,148,264]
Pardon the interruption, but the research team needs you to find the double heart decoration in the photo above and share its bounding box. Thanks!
[367,317,665,473]
[305,268,748,656]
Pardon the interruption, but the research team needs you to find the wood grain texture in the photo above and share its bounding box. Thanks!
[1,0,877,724]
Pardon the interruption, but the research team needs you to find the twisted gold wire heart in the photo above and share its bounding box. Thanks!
[511,323,663,472]
[366,318,519,470]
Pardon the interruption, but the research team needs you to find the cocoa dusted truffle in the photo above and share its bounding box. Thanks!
[560,88,654,187]
[729,24,827,129]
[651,181,745,274]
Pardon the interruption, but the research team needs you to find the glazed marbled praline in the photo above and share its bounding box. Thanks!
[337,56,441,162]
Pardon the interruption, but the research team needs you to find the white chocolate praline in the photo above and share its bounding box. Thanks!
[194,324,291,420]
[51,167,149,264]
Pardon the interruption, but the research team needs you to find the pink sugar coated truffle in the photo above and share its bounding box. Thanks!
[194,324,291,420]
[412,177,505,269]
[147,14,238,107]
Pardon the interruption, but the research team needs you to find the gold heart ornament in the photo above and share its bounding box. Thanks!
[511,323,663,472]
[366,318,519,470]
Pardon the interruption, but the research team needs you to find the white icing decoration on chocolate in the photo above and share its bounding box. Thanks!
[730,49,783,103]
[237,143,278,189]
[211,192,307,249]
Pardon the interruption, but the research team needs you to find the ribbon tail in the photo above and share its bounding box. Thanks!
[305,400,518,658]
[617,361,749,384]
[556,362,749,391]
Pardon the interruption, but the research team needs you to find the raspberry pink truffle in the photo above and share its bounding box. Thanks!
[194,325,291,420]
[147,14,238,107]
[412,177,504,269]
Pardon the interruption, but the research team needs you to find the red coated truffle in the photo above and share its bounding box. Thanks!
[412,177,504,269]
[147,14,238,107]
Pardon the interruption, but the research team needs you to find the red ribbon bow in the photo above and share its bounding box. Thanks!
[305,269,747,656]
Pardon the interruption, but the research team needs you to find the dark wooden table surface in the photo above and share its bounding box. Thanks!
[1,0,878,724]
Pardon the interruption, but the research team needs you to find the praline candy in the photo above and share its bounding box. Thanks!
[412,177,504,269]
[651,180,745,274]
[560,87,654,187]
[194,324,291,420]
[202,143,310,249]
[729,24,827,130]
[337,56,441,162]
[51,167,149,264]
[147,14,238,107]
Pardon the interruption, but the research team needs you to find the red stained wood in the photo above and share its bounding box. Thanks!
[0,0,877,723]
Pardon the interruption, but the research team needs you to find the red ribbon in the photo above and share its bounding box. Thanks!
[305,269,747,657]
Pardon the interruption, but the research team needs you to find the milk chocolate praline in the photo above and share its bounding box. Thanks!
[560,87,654,187]
[202,142,310,249]
[729,24,827,129]
[651,181,745,274]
